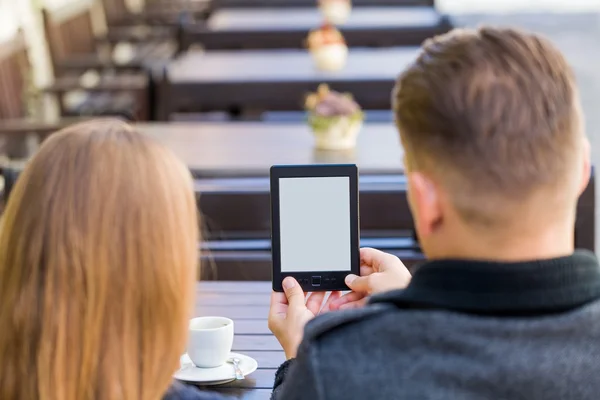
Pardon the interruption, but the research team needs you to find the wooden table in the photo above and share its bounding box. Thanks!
[160,47,419,118]
[139,121,404,177]
[184,7,451,50]
[192,281,279,399]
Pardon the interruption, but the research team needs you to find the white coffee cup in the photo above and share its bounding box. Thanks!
[187,317,234,368]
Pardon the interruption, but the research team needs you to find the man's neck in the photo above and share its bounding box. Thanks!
[427,221,576,262]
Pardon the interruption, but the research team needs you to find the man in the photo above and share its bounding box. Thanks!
[268,26,599,399]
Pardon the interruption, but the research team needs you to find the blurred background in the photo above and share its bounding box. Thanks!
[0,0,597,279]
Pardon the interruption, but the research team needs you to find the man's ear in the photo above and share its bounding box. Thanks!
[407,172,443,239]
[579,138,592,196]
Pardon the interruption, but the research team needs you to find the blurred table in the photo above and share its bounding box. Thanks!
[139,121,404,177]
[161,47,419,118]
[193,281,277,399]
[211,0,434,9]
[185,7,451,49]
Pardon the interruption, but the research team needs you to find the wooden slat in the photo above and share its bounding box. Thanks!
[197,281,272,293]
[210,369,276,389]
[196,292,271,306]
[233,351,285,368]
[215,389,271,400]
[197,305,270,320]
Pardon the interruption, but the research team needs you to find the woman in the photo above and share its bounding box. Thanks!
[0,119,232,400]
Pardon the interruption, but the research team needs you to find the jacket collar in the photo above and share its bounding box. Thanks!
[369,251,600,315]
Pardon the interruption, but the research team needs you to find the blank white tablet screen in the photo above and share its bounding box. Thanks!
[279,177,351,273]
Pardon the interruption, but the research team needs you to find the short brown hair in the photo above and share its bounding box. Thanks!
[394,27,583,223]
[0,119,198,399]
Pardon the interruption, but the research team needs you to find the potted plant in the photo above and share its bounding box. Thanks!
[305,84,364,150]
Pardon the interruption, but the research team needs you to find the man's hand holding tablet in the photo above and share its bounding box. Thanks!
[268,164,412,358]
[331,247,412,310]
[268,248,411,359]
[270,164,360,292]
[268,277,342,359]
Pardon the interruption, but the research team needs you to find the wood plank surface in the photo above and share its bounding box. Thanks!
[198,281,272,293]
[196,292,271,305]
[233,335,280,351]
[196,305,270,319]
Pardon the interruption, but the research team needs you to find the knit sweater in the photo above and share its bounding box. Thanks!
[271,251,600,399]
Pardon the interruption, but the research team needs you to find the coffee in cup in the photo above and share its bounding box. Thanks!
[187,317,234,368]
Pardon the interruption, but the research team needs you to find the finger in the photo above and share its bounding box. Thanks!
[305,291,326,315]
[360,247,403,273]
[345,274,373,294]
[269,291,289,317]
[330,291,366,310]
[339,298,368,310]
[321,291,342,313]
[360,247,389,272]
[282,277,305,308]
[359,265,374,276]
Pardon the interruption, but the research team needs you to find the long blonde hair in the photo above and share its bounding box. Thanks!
[0,119,199,400]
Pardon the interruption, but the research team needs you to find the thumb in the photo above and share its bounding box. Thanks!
[345,274,371,294]
[282,277,305,307]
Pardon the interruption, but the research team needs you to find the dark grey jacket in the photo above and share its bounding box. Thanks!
[271,251,600,399]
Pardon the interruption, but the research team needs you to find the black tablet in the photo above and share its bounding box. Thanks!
[270,164,360,292]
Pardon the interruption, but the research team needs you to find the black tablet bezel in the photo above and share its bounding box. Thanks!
[270,164,360,292]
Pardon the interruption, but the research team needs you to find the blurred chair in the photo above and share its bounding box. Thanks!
[41,4,152,120]
[102,0,209,28]
[0,31,39,159]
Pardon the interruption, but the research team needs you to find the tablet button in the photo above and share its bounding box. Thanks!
[311,276,321,286]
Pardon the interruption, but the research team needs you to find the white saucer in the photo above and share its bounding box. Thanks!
[174,352,258,386]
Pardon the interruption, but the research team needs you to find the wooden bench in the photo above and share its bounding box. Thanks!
[182,7,452,50]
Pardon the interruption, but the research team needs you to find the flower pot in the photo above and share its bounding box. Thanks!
[311,116,362,150]
[319,1,352,25]
[311,43,348,72]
